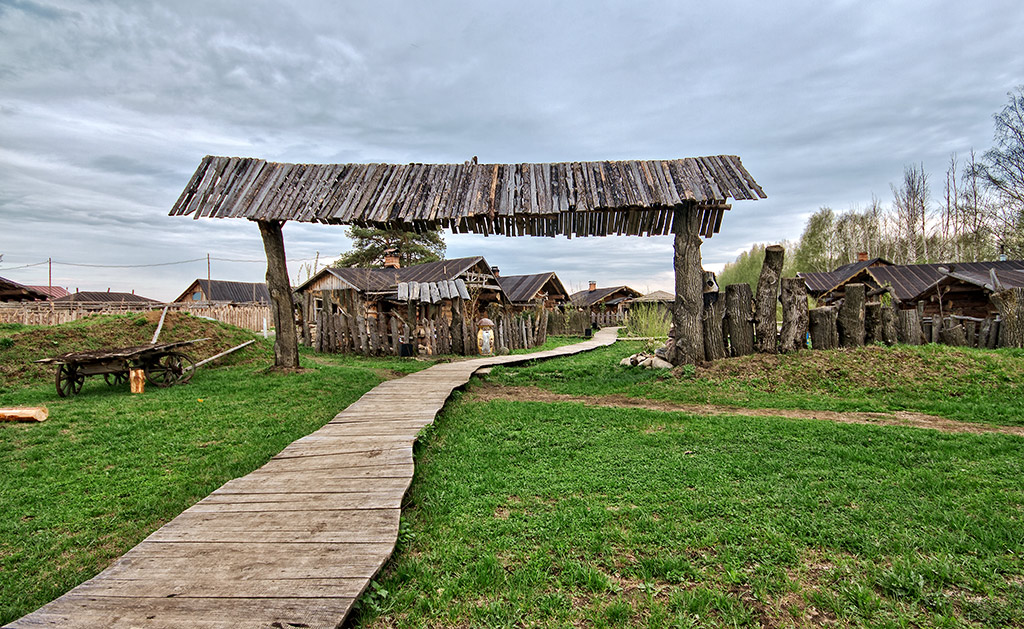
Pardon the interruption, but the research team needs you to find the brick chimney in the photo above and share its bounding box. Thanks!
[491,266,500,277]
[589,281,597,292]
[857,251,868,262]
[383,252,400,269]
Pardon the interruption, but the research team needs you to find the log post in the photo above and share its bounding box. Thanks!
[991,287,1024,348]
[256,219,299,369]
[865,303,883,344]
[837,283,866,347]
[669,205,705,365]
[702,292,727,361]
[724,283,755,356]
[753,244,785,353]
[779,277,808,352]
[809,306,839,350]
[881,305,898,345]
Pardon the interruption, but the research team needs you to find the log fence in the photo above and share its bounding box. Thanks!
[0,301,271,332]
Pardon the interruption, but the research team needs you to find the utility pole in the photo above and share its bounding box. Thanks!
[48,258,52,292]
[207,253,211,285]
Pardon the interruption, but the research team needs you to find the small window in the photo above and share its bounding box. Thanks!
[192,292,202,301]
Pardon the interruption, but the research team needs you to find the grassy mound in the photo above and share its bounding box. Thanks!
[0,313,271,392]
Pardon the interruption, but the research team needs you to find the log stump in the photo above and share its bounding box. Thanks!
[754,244,785,354]
[881,305,898,346]
[724,283,755,356]
[703,292,727,361]
[779,277,808,352]
[809,306,839,350]
[865,303,883,344]
[991,287,1024,348]
[837,283,866,347]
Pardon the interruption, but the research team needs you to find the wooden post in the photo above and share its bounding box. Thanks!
[256,219,299,368]
[808,306,839,350]
[881,305,898,345]
[779,277,808,352]
[865,303,883,344]
[991,287,1024,348]
[669,205,705,365]
[754,244,785,353]
[724,283,755,356]
[837,283,866,347]
[702,292,727,361]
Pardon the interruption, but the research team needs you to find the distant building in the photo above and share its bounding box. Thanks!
[495,271,568,309]
[52,291,160,304]
[0,276,50,302]
[25,285,70,300]
[569,282,642,323]
[174,279,271,304]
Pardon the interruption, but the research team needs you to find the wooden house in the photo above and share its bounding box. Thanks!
[25,285,69,300]
[495,271,568,309]
[631,290,675,314]
[569,283,643,324]
[174,279,270,304]
[908,266,1024,318]
[52,291,159,305]
[800,259,1024,315]
[294,256,548,355]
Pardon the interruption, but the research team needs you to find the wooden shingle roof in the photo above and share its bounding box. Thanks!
[169,156,765,238]
[175,279,270,303]
[296,257,493,297]
[570,285,643,308]
[496,272,567,304]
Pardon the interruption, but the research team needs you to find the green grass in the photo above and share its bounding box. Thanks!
[486,341,1024,426]
[354,397,1024,628]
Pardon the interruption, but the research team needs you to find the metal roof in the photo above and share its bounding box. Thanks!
[569,285,643,307]
[496,272,568,304]
[175,279,270,303]
[52,291,160,304]
[801,260,1024,302]
[169,155,765,238]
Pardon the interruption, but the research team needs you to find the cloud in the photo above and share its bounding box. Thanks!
[1,0,1023,300]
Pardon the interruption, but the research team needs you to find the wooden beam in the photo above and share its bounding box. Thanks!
[256,219,300,368]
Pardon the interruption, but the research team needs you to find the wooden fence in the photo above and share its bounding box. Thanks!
[314,306,548,356]
[0,302,272,332]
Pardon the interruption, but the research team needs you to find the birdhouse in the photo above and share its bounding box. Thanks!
[477,317,495,355]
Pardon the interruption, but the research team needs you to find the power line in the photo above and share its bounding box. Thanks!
[0,254,329,272]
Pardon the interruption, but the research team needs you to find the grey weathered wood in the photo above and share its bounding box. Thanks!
[881,304,898,345]
[754,244,785,353]
[865,303,884,344]
[724,283,754,356]
[669,205,704,365]
[779,277,808,352]
[257,220,300,368]
[702,292,727,361]
[809,306,839,350]
[11,329,621,629]
[837,283,866,347]
[991,287,1024,348]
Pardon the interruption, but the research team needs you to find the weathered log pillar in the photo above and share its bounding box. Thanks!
[703,292,727,361]
[754,245,785,353]
[837,283,866,347]
[865,303,883,344]
[939,317,967,346]
[724,283,755,356]
[779,277,808,352]
[256,219,299,369]
[896,308,921,345]
[991,287,1024,348]
[881,305,898,345]
[809,306,839,350]
[669,205,705,365]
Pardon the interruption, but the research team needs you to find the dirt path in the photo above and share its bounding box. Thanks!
[468,383,1024,437]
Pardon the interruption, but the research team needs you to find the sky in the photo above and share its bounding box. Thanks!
[1,0,1023,301]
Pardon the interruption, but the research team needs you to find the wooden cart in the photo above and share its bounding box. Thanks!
[36,339,208,397]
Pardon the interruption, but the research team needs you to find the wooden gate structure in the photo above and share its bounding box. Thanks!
[168,155,764,367]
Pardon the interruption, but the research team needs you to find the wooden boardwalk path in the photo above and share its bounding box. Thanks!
[9,328,618,629]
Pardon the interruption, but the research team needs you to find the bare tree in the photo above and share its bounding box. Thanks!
[891,163,931,263]
[973,86,1024,257]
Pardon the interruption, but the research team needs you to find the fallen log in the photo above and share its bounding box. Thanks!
[0,407,48,422]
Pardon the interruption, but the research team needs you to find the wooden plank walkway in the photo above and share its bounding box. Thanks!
[9,328,619,629]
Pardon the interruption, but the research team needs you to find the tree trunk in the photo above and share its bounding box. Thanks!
[724,283,755,356]
[754,244,785,353]
[896,309,921,345]
[703,292,727,361]
[991,287,1024,348]
[939,317,967,346]
[865,303,883,344]
[669,205,705,365]
[881,305,898,345]
[809,306,839,350]
[779,277,808,352]
[256,219,299,369]
[837,283,866,347]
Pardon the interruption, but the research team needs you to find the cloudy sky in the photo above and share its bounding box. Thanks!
[1,1,1022,300]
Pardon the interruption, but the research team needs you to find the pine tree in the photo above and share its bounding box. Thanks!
[334,227,445,268]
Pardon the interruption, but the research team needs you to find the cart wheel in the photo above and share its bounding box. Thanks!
[56,363,85,397]
[144,352,196,387]
[104,371,128,387]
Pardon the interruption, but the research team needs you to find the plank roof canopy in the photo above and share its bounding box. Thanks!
[169,155,765,238]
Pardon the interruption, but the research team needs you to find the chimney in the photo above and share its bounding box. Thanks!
[589,281,597,292]
[383,252,400,269]
[857,251,868,262]
[491,266,500,277]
